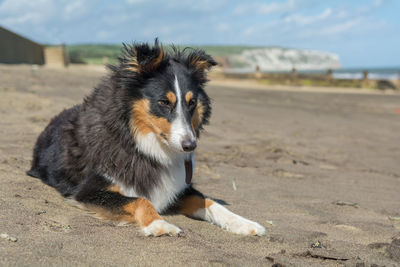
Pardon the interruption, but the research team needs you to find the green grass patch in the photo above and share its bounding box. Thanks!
[67,44,122,64]
[299,79,332,87]
[81,57,118,65]
[66,44,263,65]
[175,45,262,57]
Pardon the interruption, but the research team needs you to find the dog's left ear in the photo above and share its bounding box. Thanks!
[123,39,165,75]
[187,50,218,74]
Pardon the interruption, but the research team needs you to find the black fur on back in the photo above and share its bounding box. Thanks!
[27,39,216,200]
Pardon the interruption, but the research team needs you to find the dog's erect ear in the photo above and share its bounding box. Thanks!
[186,50,217,73]
[122,39,165,75]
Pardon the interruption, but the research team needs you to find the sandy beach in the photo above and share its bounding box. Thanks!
[0,65,399,266]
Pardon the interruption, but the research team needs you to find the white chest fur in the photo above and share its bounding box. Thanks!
[105,154,192,213]
[149,157,189,212]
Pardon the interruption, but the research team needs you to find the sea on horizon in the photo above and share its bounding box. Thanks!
[332,67,400,80]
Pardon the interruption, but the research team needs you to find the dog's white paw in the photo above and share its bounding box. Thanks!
[226,218,266,236]
[142,220,183,237]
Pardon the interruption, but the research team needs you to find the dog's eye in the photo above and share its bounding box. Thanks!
[158,99,173,110]
[188,99,197,110]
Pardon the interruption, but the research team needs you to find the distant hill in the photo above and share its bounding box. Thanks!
[67,44,340,71]
[66,44,260,64]
[67,44,121,64]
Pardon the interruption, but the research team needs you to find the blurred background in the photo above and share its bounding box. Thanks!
[1,0,399,89]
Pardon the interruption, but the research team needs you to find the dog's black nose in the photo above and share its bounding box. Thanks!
[181,139,197,152]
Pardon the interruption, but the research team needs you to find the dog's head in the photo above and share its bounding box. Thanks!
[111,39,216,155]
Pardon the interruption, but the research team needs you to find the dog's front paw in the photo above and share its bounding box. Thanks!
[142,220,183,237]
[227,218,266,236]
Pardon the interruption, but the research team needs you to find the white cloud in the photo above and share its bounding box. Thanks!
[125,0,146,4]
[63,0,88,20]
[0,0,49,13]
[96,30,113,40]
[101,13,136,25]
[355,0,387,15]
[125,0,227,12]
[283,8,331,25]
[216,23,230,32]
[373,0,385,7]
[164,0,227,12]
[0,0,54,26]
[233,0,298,15]
[2,12,43,25]
[321,19,360,35]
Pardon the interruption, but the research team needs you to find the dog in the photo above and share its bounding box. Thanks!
[27,40,266,237]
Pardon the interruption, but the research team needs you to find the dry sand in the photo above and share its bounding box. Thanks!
[0,65,399,266]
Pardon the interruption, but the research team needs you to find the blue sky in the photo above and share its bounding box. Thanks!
[0,0,399,67]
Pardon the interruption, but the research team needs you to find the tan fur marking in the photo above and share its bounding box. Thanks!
[191,101,204,133]
[195,60,211,69]
[122,198,162,227]
[130,99,171,140]
[179,196,214,216]
[151,48,164,69]
[108,185,123,195]
[82,197,161,227]
[250,230,256,235]
[190,56,212,70]
[166,91,176,105]
[125,48,140,73]
[125,48,164,73]
[185,91,193,104]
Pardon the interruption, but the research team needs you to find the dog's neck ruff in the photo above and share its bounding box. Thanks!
[135,132,193,185]
[135,132,192,166]
[135,132,174,166]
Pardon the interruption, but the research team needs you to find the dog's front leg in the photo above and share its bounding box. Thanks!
[74,174,183,237]
[178,188,266,236]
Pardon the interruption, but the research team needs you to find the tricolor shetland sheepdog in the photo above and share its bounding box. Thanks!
[27,40,266,237]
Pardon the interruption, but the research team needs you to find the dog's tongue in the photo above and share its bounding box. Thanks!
[184,160,192,184]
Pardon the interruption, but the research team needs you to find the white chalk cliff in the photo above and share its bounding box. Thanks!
[230,47,340,71]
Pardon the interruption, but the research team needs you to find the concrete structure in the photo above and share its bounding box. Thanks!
[0,26,68,67]
[0,26,44,65]
[44,45,69,67]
